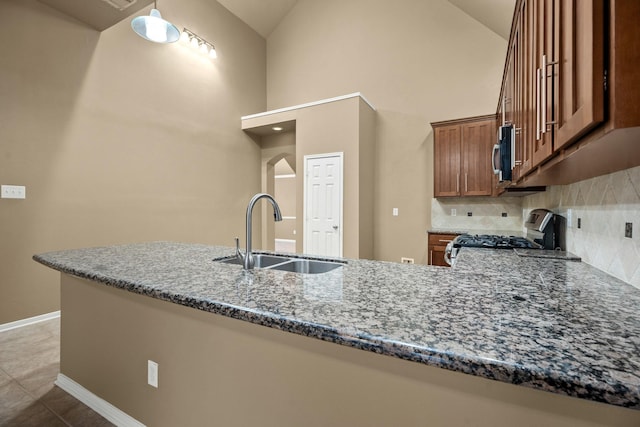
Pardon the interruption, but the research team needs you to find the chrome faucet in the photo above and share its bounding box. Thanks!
[235,193,283,270]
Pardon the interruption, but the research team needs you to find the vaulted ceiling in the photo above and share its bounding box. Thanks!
[217,0,516,39]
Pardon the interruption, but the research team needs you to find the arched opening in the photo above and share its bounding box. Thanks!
[260,131,296,251]
[273,157,297,252]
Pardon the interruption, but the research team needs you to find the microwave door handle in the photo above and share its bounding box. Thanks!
[492,143,500,174]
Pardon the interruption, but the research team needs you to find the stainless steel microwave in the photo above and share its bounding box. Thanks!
[492,124,515,182]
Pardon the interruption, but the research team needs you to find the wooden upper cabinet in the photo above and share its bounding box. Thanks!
[462,120,495,196]
[555,0,605,150]
[496,0,635,187]
[531,0,556,167]
[499,0,535,183]
[432,115,496,198]
[433,126,461,197]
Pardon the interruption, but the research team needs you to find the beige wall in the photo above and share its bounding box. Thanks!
[247,95,375,259]
[267,0,508,263]
[0,0,266,323]
[296,97,364,258]
[60,274,640,426]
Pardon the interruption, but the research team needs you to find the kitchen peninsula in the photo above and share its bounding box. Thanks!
[34,242,640,426]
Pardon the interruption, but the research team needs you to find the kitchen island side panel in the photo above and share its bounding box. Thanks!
[60,274,640,427]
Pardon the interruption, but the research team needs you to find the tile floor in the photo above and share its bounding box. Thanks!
[0,317,113,426]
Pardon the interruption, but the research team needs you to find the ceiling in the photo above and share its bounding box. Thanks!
[216,0,299,38]
[216,0,515,40]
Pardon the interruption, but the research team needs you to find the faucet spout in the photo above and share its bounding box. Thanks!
[243,193,283,270]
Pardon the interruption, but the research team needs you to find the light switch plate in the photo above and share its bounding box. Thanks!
[1,185,26,199]
[148,360,158,388]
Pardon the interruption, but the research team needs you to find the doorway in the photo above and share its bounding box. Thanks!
[273,158,297,253]
[303,152,344,257]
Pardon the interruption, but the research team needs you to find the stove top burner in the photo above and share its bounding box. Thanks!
[454,234,542,250]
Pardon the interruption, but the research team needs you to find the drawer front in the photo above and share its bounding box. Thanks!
[428,233,458,246]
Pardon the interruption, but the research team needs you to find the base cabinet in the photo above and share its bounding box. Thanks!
[428,232,459,266]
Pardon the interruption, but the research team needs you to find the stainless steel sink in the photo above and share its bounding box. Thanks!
[217,254,291,268]
[214,254,344,274]
[268,259,343,274]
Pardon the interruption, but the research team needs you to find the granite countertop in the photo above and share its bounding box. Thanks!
[514,248,582,261]
[33,242,640,409]
[427,228,525,237]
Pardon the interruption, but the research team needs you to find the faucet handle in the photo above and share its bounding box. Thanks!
[234,237,243,261]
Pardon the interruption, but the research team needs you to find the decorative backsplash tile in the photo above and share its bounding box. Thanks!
[431,197,524,232]
[524,165,640,289]
[431,166,640,289]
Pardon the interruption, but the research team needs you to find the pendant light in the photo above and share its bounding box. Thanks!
[131,1,180,44]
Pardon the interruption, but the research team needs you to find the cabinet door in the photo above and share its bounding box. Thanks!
[520,0,536,176]
[555,0,604,150]
[461,119,495,196]
[434,126,461,197]
[532,0,555,167]
[513,0,535,180]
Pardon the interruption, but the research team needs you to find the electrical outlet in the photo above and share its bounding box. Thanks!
[1,185,26,199]
[467,212,472,217]
[451,209,457,217]
[392,208,399,216]
[148,360,158,388]
[501,212,508,217]
[625,223,633,238]
[401,257,414,264]
[577,218,582,229]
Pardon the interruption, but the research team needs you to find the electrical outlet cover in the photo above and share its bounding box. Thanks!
[148,360,158,388]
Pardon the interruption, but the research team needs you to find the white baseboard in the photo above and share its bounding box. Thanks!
[55,374,145,427]
[0,310,61,333]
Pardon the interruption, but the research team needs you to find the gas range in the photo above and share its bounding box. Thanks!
[444,209,561,266]
[452,234,542,250]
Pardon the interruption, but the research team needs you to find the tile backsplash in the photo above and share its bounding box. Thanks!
[524,165,640,289]
[432,165,640,289]
[431,197,524,231]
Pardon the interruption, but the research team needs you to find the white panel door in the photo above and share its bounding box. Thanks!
[303,153,343,257]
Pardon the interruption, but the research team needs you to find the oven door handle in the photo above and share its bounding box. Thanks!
[444,241,453,266]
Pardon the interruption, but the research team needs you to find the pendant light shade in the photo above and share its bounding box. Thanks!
[131,5,180,44]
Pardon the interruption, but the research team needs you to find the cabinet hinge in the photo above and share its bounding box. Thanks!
[604,68,608,92]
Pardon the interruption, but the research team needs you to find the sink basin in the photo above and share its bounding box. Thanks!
[269,259,343,274]
[217,254,291,268]
[214,254,344,274]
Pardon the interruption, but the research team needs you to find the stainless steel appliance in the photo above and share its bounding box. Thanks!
[444,208,562,266]
[492,124,515,183]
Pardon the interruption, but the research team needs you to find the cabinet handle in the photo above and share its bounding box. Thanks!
[542,55,547,135]
[429,250,433,265]
[502,96,506,125]
[536,67,541,141]
[543,55,558,130]
[456,173,460,193]
[465,173,468,192]
[438,239,453,243]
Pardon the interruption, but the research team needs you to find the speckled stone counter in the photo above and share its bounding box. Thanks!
[34,242,640,409]
[514,248,582,261]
